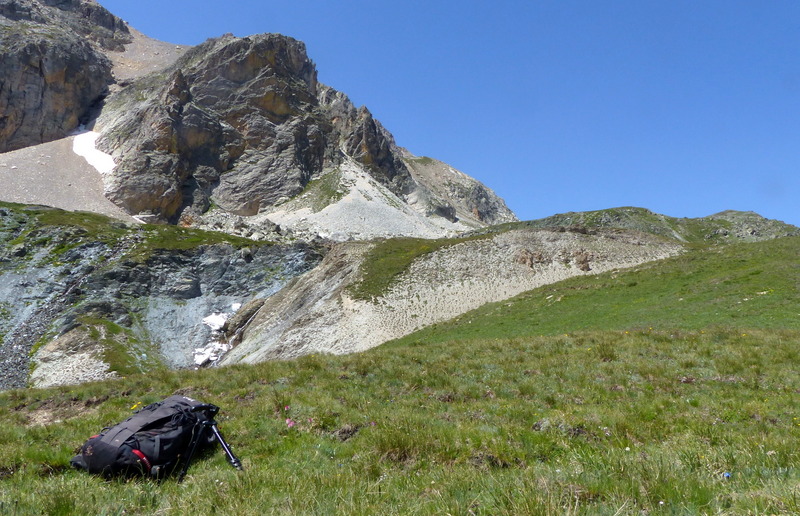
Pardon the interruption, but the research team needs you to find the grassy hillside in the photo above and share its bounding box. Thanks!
[392,236,800,345]
[0,237,797,514]
[0,201,260,261]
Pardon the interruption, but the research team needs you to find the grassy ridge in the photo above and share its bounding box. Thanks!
[497,206,800,244]
[392,236,800,346]
[348,234,490,301]
[0,202,262,262]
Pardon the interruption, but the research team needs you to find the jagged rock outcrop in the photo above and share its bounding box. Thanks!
[0,0,127,152]
[97,34,332,222]
[95,32,515,231]
[402,156,518,226]
[319,85,414,195]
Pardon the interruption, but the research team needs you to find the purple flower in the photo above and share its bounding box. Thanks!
[286,418,296,428]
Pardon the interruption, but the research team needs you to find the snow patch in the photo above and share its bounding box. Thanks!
[194,302,243,366]
[202,312,228,332]
[72,128,116,175]
[193,341,231,366]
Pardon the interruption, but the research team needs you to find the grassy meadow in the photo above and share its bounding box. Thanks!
[0,237,798,515]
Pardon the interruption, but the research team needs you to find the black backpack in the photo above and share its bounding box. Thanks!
[71,395,222,479]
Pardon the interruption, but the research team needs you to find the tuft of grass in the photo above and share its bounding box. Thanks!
[79,316,165,376]
[405,156,436,166]
[294,168,345,213]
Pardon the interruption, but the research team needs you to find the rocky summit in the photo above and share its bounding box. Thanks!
[95,31,516,235]
[0,1,797,390]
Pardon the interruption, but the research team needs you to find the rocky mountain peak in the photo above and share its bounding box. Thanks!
[95,32,328,222]
[1,1,516,239]
[94,30,514,235]
[177,33,318,113]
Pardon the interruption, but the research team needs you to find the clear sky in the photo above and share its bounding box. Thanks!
[99,0,800,227]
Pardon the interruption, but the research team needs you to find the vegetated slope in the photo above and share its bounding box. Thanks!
[508,206,800,243]
[219,208,799,366]
[220,225,683,364]
[0,315,797,511]
[0,201,322,390]
[392,235,800,347]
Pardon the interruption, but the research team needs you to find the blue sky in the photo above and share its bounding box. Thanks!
[99,1,800,227]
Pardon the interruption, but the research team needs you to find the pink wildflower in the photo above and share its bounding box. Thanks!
[286,418,296,428]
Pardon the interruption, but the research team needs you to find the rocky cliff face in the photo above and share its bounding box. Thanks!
[94,32,516,233]
[0,0,128,152]
[0,203,322,389]
[1,1,515,237]
[97,34,327,221]
[1,0,130,50]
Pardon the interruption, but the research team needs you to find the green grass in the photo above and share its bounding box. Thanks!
[129,224,261,262]
[1,203,127,249]
[80,316,165,377]
[404,156,436,166]
[295,169,345,213]
[348,234,490,301]
[0,328,797,514]
[347,237,453,301]
[0,202,265,264]
[395,237,800,344]
[0,237,798,514]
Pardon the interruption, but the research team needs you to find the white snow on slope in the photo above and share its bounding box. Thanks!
[72,129,116,175]
[194,302,243,366]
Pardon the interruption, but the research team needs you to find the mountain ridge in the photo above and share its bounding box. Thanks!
[1,0,516,240]
[0,199,794,389]
[0,1,796,390]
[93,30,517,236]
